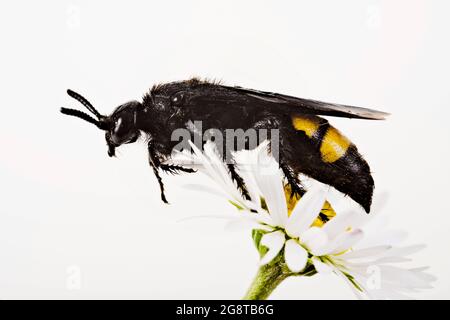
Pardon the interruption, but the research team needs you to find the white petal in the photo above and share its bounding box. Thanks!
[409,266,429,273]
[356,229,408,248]
[327,229,364,255]
[333,267,366,300]
[409,268,437,283]
[224,210,277,231]
[300,227,328,255]
[206,143,248,202]
[188,141,231,191]
[284,239,308,273]
[343,256,411,267]
[252,169,288,226]
[168,150,204,169]
[188,141,253,211]
[260,231,285,265]
[234,168,263,210]
[383,244,426,258]
[253,210,276,226]
[340,245,392,260]
[322,210,359,240]
[377,265,434,289]
[373,256,412,264]
[233,144,267,207]
[236,141,287,223]
[285,184,327,237]
[312,257,332,274]
[223,215,272,232]
[350,272,412,300]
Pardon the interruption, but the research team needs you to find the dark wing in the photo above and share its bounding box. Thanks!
[152,79,389,120]
[224,85,389,120]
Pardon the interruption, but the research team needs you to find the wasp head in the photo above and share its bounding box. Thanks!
[61,89,142,157]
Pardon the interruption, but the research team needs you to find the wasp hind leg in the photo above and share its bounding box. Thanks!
[160,164,197,175]
[280,163,305,199]
[227,163,251,200]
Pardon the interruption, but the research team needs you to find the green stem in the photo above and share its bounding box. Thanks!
[243,262,288,300]
[245,230,317,299]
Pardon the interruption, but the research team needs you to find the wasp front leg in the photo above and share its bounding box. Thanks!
[148,142,169,204]
[227,163,251,200]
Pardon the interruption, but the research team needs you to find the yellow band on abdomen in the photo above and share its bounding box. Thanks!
[292,116,320,138]
[320,127,351,163]
[292,115,351,163]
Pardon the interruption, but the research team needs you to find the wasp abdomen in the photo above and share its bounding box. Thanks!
[290,115,374,212]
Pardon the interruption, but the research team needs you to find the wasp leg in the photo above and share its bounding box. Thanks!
[280,163,305,199]
[160,164,196,175]
[152,164,168,204]
[253,115,304,199]
[227,163,251,200]
[148,142,169,204]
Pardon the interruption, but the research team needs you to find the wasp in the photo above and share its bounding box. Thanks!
[61,78,388,212]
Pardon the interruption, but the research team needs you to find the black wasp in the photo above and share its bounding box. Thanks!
[61,78,388,213]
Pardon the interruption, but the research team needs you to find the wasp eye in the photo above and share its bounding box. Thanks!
[114,118,123,133]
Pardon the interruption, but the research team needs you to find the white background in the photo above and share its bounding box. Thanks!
[0,0,449,299]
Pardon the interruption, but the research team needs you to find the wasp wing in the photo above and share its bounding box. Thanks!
[221,86,389,120]
[226,87,389,120]
[151,79,388,120]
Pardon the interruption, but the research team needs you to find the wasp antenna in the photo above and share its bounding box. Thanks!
[60,107,103,128]
[67,89,103,119]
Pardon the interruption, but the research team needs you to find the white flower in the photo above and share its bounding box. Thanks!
[171,140,435,299]
[254,182,329,273]
[308,210,436,299]
[173,140,333,272]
